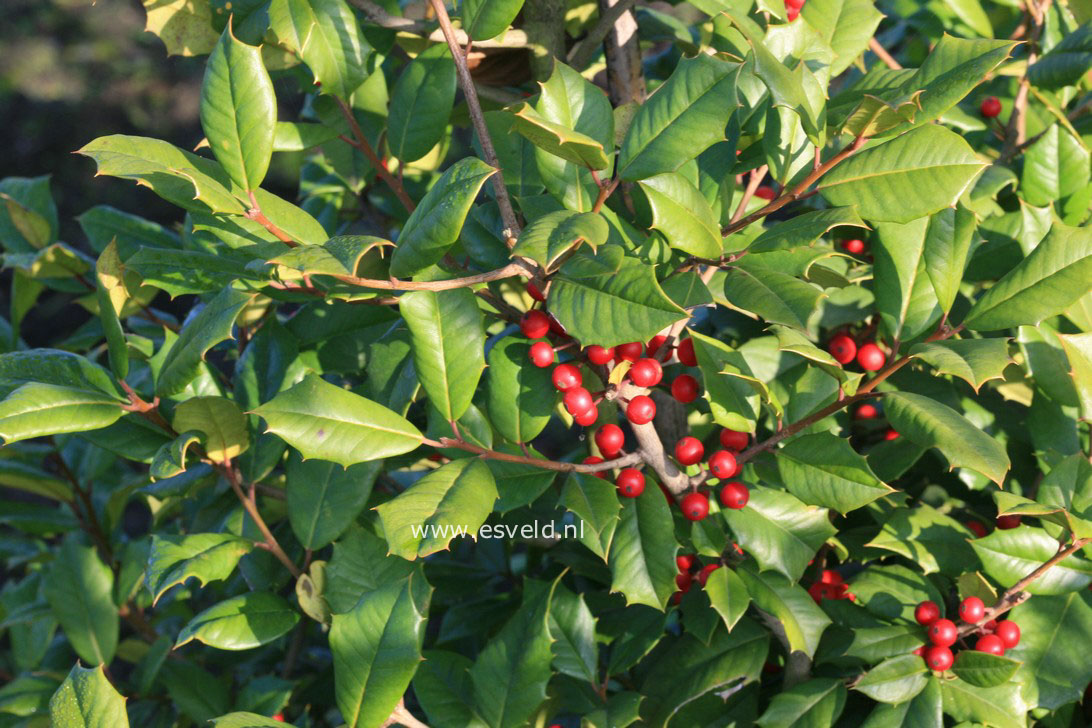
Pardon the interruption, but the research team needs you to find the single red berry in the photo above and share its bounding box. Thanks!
[995,620,1020,649]
[996,514,1021,529]
[719,429,748,451]
[807,582,829,603]
[959,596,985,623]
[884,428,900,441]
[915,601,941,626]
[928,619,958,647]
[646,335,669,359]
[677,337,697,366]
[582,455,607,479]
[912,645,926,657]
[564,387,593,416]
[820,569,844,585]
[842,239,867,255]
[786,5,800,21]
[273,714,286,723]
[616,342,643,362]
[718,481,749,509]
[980,96,1002,118]
[552,363,582,391]
[854,403,879,420]
[857,342,886,371]
[676,554,694,572]
[671,374,700,403]
[626,395,657,425]
[967,520,989,538]
[595,424,625,457]
[676,571,693,590]
[982,619,998,632]
[697,562,720,586]
[630,358,664,387]
[616,468,645,497]
[674,436,705,466]
[828,334,857,365]
[574,404,598,426]
[975,634,1005,655]
[680,492,710,521]
[586,345,614,366]
[527,281,546,302]
[708,450,738,479]
[755,185,776,200]
[520,310,551,339]
[671,591,683,605]
[529,341,555,367]
[924,645,954,671]
[785,0,804,7]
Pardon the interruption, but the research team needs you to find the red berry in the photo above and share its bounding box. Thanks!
[980,96,1002,118]
[996,514,1021,529]
[616,468,645,497]
[967,521,989,538]
[924,645,954,671]
[785,0,804,7]
[585,345,614,366]
[529,341,555,367]
[527,281,546,302]
[995,620,1020,649]
[520,310,551,339]
[786,5,799,21]
[857,342,886,371]
[676,571,693,590]
[680,492,710,521]
[718,481,749,509]
[719,429,748,451]
[884,428,900,441]
[574,404,598,426]
[842,239,866,255]
[983,619,998,632]
[854,403,879,420]
[677,337,697,366]
[564,387,593,416]
[912,645,926,657]
[807,582,825,603]
[273,714,285,723]
[697,562,720,586]
[670,374,700,403]
[708,450,738,479]
[975,634,1005,655]
[582,456,607,479]
[552,363,582,391]
[915,601,941,626]
[820,569,843,585]
[626,395,657,425]
[646,335,669,359]
[828,334,857,365]
[928,619,958,647]
[595,424,624,457]
[959,596,985,623]
[676,554,694,572]
[630,358,664,387]
[755,185,776,200]
[616,342,643,362]
[674,436,705,466]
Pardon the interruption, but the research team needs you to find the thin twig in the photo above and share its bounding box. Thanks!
[426,0,522,243]
[868,37,902,70]
[246,191,299,247]
[383,699,431,728]
[424,437,643,473]
[730,165,769,225]
[722,135,868,237]
[330,261,529,291]
[335,97,418,213]
[224,462,301,578]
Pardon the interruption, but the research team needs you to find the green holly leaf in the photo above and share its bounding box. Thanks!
[1008,591,1092,709]
[867,504,979,576]
[44,539,118,666]
[908,339,1012,392]
[0,383,124,444]
[176,592,299,650]
[951,650,1021,688]
[971,525,1092,594]
[608,487,677,610]
[756,678,846,728]
[388,43,457,163]
[49,664,129,728]
[938,678,1026,728]
[146,533,253,604]
[462,0,524,40]
[638,172,723,260]
[722,487,836,581]
[854,654,929,704]
[268,0,372,99]
[286,452,380,550]
[739,568,831,658]
[777,432,895,514]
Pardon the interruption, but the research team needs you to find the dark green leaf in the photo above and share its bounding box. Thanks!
[176,592,299,650]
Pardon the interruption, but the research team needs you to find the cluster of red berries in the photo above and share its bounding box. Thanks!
[672,553,723,603]
[785,0,805,22]
[980,96,1002,118]
[827,331,887,372]
[676,428,753,520]
[913,597,1021,671]
[807,569,856,603]
[852,400,899,441]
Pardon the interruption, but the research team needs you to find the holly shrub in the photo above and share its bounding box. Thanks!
[2,0,1092,726]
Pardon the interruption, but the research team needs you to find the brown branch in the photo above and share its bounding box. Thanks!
[730,165,769,225]
[224,461,301,578]
[722,135,868,237]
[424,437,643,473]
[868,37,902,70]
[591,172,620,214]
[618,381,691,494]
[959,537,1092,635]
[245,191,299,247]
[335,97,418,213]
[426,0,522,243]
[330,261,528,291]
[1001,0,1051,162]
[567,0,640,69]
[383,699,431,728]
